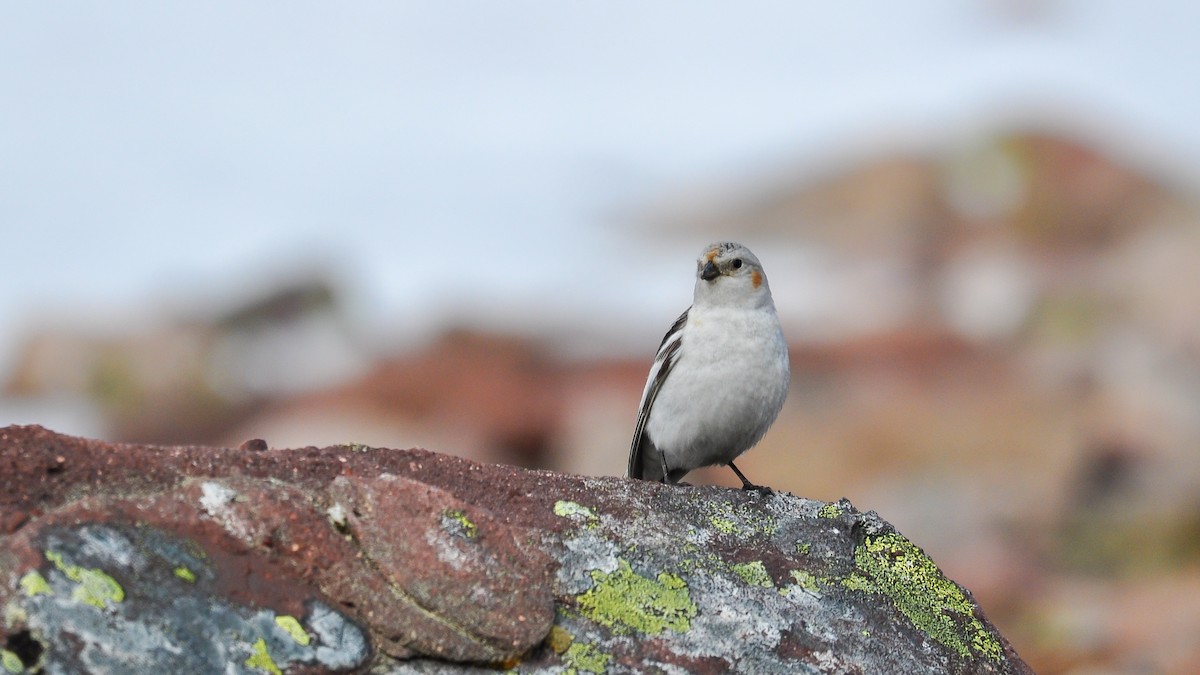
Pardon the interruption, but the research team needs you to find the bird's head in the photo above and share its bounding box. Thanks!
[693,241,773,308]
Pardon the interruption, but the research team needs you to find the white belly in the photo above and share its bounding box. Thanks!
[645,306,789,471]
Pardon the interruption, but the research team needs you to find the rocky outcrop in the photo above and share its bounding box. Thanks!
[0,426,1031,674]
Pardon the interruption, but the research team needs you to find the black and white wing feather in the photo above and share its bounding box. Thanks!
[627,308,688,480]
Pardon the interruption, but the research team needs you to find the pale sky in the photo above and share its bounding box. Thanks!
[3,1,1199,366]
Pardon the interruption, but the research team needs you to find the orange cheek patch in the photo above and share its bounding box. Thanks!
[752,270,762,288]
[706,250,719,262]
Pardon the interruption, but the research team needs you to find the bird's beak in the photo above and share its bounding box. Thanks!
[700,260,720,281]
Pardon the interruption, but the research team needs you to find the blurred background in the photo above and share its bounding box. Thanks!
[3,2,1200,672]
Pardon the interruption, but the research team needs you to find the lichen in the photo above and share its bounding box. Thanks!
[18,571,52,597]
[796,542,812,555]
[702,499,777,537]
[787,569,822,594]
[709,516,738,534]
[244,638,282,675]
[326,503,349,532]
[441,509,478,539]
[306,601,370,669]
[731,560,773,588]
[564,641,611,674]
[2,601,24,629]
[818,503,843,519]
[199,481,237,514]
[577,559,697,635]
[554,500,597,521]
[554,501,601,531]
[173,566,196,583]
[44,550,124,609]
[275,615,310,646]
[840,533,1002,662]
[1,650,22,674]
[546,625,574,654]
[840,573,873,593]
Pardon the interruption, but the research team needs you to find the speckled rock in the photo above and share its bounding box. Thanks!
[0,425,1032,674]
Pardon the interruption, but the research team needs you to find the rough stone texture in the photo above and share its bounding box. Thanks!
[0,425,1032,674]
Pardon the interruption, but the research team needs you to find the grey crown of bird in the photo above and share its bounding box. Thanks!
[627,241,790,490]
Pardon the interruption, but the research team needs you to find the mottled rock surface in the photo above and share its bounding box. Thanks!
[0,425,1031,674]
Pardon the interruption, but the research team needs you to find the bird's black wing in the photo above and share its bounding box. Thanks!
[627,308,688,480]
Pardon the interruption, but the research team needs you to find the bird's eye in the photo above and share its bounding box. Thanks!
[732,258,743,269]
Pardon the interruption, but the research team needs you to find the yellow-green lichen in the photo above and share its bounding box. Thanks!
[554,500,597,520]
[673,542,728,578]
[1,649,22,674]
[18,571,52,597]
[731,560,773,588]
[275,615,310,645]
[841,533,1002,662]
[564,641,611,674]
[554,501,600,530]
[3,601,27,627]
[174,566,196,583]
[245,638,282,675]
[546,625,574,654]
[818,503,843,519]
[796,542,812,555]
[577,559,697,635]
[787,569,822,593]
[44,550,124,609]
[702,499,777,537]
[709,516,738,534]
[441,509,478,539]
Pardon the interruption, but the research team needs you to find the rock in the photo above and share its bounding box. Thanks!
[0,425,1032,674]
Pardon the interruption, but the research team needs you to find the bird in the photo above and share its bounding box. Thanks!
[627,241,790,490]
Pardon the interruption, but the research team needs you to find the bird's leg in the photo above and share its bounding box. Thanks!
[658,451,692,486]
[728,461,772,494]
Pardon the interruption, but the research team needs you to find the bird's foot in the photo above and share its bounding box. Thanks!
[728,461,773,494]
[741,482,774,495]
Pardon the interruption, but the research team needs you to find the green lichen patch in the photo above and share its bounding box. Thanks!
[787,569,822,594]
[673,542,728,579]
[795,541,812,555]
[44,550,124,609]
[245,638,282,675]
[18,571,52,597]
[577,559,697,635]
[701,499,777,537]
[275,615,310,646]
[546,625,574,654]
[440,509,479,539]
[840,573,873,593]
[841,533,1002,662]
[731,560,773,588]
[1,649,23,674]
[173,566,196,583]
[709,515,738,534]
[564,641,611,674]
[818,503,844,519]
[552,499,600,526]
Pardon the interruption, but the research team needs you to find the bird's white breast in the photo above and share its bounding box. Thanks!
[645,304,789,469]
